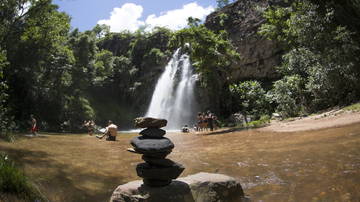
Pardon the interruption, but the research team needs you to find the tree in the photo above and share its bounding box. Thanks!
[216,0,230,10]
[259,1,360,114]
[0,0,73,131]
[229,80,270,120]
[0,47,13,132]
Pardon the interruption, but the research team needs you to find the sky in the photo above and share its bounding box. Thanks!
[53,0,218,32]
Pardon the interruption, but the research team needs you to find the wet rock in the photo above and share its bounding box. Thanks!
[110,172,245,202]
[139,127,166,138]
[136,162,185,181]
[130,136,174,153]
[142,155,175,166]
[134,117,167,128]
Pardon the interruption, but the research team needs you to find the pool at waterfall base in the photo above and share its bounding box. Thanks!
[0,123,360,201]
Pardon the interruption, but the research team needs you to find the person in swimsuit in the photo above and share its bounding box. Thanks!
[29,115,38,135]
[96,120,117,141]
[206,110,213,131]
[202,112,207,131]
[197,112,203,132]
[212,113,218,131]
[84,120,95,136]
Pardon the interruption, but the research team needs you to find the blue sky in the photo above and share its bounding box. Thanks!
[53,0,218,32]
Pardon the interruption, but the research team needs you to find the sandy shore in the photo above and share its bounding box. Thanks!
[258,108,360,132]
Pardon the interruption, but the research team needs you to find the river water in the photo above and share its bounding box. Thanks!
[0,123,359,202]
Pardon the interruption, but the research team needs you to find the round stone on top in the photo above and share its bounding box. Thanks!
[134,117,167,128]
[140,127,166,138]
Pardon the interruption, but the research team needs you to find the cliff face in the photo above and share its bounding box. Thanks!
[204,0,288,84]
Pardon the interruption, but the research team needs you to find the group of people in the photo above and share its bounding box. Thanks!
[28,116,117,141]
[83,119,118,141]
[30,111,216,138]
[180,110,217,133]
[196,110,217,132]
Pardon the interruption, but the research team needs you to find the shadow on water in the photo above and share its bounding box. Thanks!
[0,123,360,202]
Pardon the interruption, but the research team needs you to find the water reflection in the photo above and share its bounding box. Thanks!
[0,124,360,201]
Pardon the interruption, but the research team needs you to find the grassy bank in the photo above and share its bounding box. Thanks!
[0,154,47,202]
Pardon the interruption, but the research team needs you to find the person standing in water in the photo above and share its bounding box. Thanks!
[206,110,213,131]
[212,113,218,131]
[197,112,203,132]
[96,120,117,141]
[84,120,95,136]
[29,115,38,135]
[202,112,207,131]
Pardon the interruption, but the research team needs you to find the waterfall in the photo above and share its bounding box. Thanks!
[145,48,198,130]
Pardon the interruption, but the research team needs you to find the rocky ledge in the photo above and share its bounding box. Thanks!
[110,172,244,202]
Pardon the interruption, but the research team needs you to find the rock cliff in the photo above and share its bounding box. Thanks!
[204,0,289,84]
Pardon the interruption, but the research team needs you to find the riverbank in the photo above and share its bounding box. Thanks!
[258,107,360,132]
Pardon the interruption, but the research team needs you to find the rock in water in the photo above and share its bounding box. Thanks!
[110,172,245,202]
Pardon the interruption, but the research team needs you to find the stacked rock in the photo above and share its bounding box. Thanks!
[127,117,185,187]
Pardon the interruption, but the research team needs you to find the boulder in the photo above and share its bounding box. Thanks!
[271,113,282,121]
[130,136,174,153]
[229,112,251,126]
[140,127,166,138]
[134,117,168,128]
[110,172,244,202]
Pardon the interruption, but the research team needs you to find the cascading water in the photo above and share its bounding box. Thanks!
[145,48,198,130]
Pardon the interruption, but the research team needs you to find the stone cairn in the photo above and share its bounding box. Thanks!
[127,117,185,187]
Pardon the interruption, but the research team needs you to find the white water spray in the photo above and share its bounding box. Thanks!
[145,48,198,130]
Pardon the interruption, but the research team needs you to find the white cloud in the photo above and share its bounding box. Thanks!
[145,3,214,31]
[98,2,214,33]
[97,3,145,32]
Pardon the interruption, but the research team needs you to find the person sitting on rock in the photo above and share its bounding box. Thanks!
[181,125,189,133]
[96,120,117,141]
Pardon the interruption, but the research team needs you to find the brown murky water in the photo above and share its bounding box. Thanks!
[1,124,360,202]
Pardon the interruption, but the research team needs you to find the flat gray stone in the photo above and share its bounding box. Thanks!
[134,117,167,128]
[130,136,174,153]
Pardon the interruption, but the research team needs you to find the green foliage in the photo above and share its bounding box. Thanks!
[229,80,270,120]
[2,131,17,143]
[0,154,47,201]
[0,47,11,133]
[92,24,110,39]
[268,75,304,117]
[259,0,360,116]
